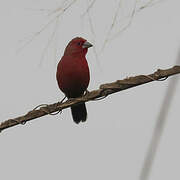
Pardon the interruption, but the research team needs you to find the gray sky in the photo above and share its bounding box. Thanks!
[0,0,180,180]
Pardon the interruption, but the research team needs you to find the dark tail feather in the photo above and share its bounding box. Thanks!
[71,103,87,124]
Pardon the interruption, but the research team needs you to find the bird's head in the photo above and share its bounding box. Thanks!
[64,37,93,56]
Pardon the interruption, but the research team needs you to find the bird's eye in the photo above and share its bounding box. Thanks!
[77,42,81,46]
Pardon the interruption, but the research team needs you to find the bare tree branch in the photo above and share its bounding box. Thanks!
[0,65,180,133]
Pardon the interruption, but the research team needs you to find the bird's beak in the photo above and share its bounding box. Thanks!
[82,41,93,48]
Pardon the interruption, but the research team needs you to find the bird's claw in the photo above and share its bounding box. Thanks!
[68,97,75,101]
[59,96,66,103]
[84,90,90,96]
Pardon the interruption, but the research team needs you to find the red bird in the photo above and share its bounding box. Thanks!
[56,37,92,123]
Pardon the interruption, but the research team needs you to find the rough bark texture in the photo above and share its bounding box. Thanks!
[0,65,180,133]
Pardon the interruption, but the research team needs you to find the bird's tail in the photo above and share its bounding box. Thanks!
[71,103,87,124]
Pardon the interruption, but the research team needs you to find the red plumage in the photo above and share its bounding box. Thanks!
[56,37,92,123]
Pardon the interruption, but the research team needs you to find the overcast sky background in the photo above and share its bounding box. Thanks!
[0,0,180,180]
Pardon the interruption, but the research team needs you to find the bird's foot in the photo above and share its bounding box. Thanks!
[59,96,66,104]
[68,97,76,101]
[84,90,90,96]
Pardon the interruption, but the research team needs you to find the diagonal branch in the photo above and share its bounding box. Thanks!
[139,50,180,180]
[0,65,180,133]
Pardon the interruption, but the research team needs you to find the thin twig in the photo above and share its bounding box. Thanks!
[18,0,78,52]
[102,0,165,49]
[81,0,96,17]
[102,0,137,48]
[39,17,60,67]
[0,66,180,133]
[85,0,102,70]
[101,0,123,52]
